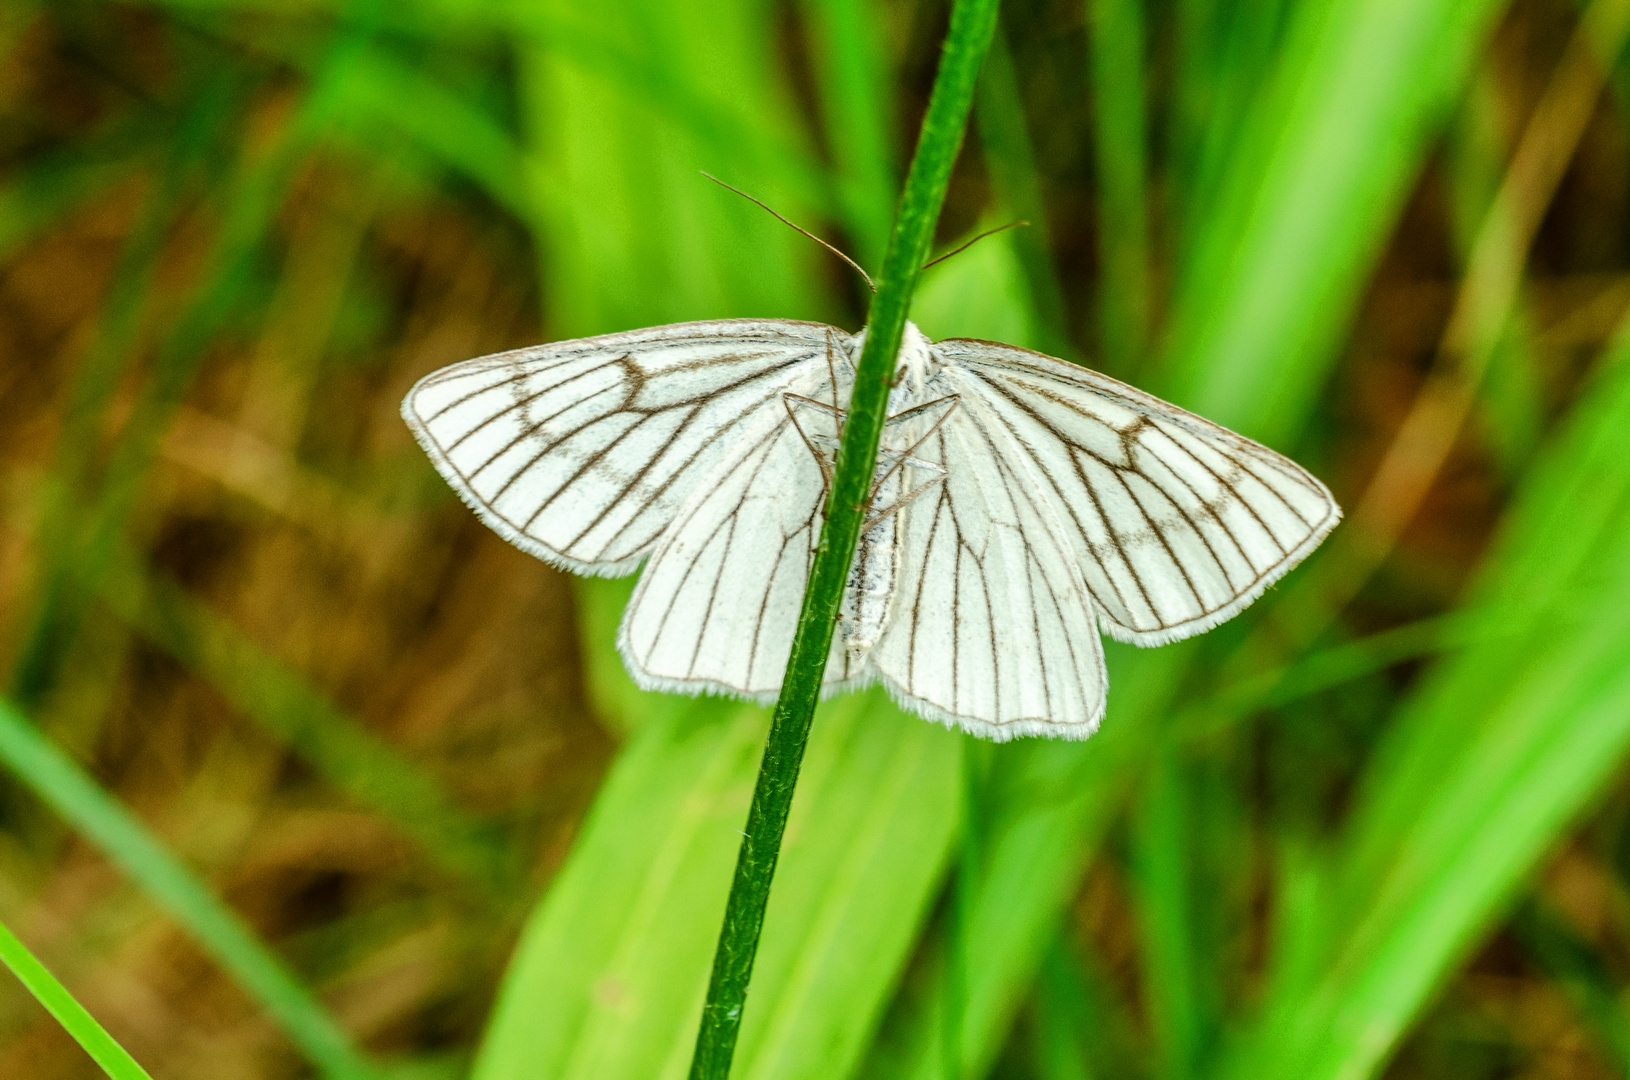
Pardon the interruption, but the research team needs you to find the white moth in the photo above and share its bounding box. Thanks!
[402,319,1339,741]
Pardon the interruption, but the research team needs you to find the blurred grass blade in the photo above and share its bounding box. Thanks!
[0,699,382,1080]
[1028,935,1143,1080]
[334,48,532,221]
[1131,742,1199,1080]
[1447,69,1544,476]
[860,648,1186,1080]
[8,76,243,705]
[800,0,897,265]
[1510,898,1630,1069]
[472,694,959,1080]
[1180,613,1487,742]
[513,8,831,213]
[1086,0,1149,372]
[1163,0,1509,442]
[471,703,770,1080]
[0,919,155,1080]
[1221,318,1630,1080]
[9,30,368,706]
[975,21,1073,360]
[0,109,169,263]
[1167,0,1289,259]
[572,577,697,737]
[98,550,512,894]
[517,0,821,336]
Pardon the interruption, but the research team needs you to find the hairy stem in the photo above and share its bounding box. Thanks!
[686,1,1002,1076]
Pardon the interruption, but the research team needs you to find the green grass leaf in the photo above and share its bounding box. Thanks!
[974,22,1073,360]
[1085,0,1150,372]
[0,918,155,1080]
[1218,321,1630,1080]
[1162,0,1510,441]
[799,0,897,267]
[470,694,960,1080]
[0,699,382,1080]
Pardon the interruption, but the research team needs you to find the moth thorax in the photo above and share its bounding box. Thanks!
[896,321,934,395]
[849,321,937,397]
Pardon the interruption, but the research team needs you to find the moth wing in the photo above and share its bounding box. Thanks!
[934,339,1341,645]
[870,376,1107,739]
[402,319,843,575]
[617,402,852,700]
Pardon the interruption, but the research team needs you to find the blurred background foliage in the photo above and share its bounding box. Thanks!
[3,0,1630,1077]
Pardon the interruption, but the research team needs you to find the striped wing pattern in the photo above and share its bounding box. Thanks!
[401,320,840,575]
[870,375,1106,739]
[616,401,840,700]
[935,339,1341,647]
[405,320,1340,739]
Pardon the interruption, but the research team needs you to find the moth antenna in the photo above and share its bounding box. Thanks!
[701,171,875,292]
[921,220,1030,271]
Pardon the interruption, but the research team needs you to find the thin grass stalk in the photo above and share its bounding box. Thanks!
[0,919,155,1080]
[686,1,1002,1075]
[0,699,381,1080]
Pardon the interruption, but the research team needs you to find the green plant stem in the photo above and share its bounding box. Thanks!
[0,919,155,1080]
[685,1,1002,1075]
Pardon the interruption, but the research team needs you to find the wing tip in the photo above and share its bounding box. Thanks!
[1105,496,1344,648]
[400,384,645,579]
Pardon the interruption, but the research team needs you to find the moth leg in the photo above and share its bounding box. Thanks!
[782,393,840,554]
[869,395,959,501]
[825,328,844,414]
[862,472,946,532]
[783,393,841,490]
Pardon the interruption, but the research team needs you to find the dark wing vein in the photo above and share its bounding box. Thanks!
[871,398,1105,735]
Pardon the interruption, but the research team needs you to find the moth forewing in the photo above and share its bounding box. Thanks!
[400,320,844,577]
